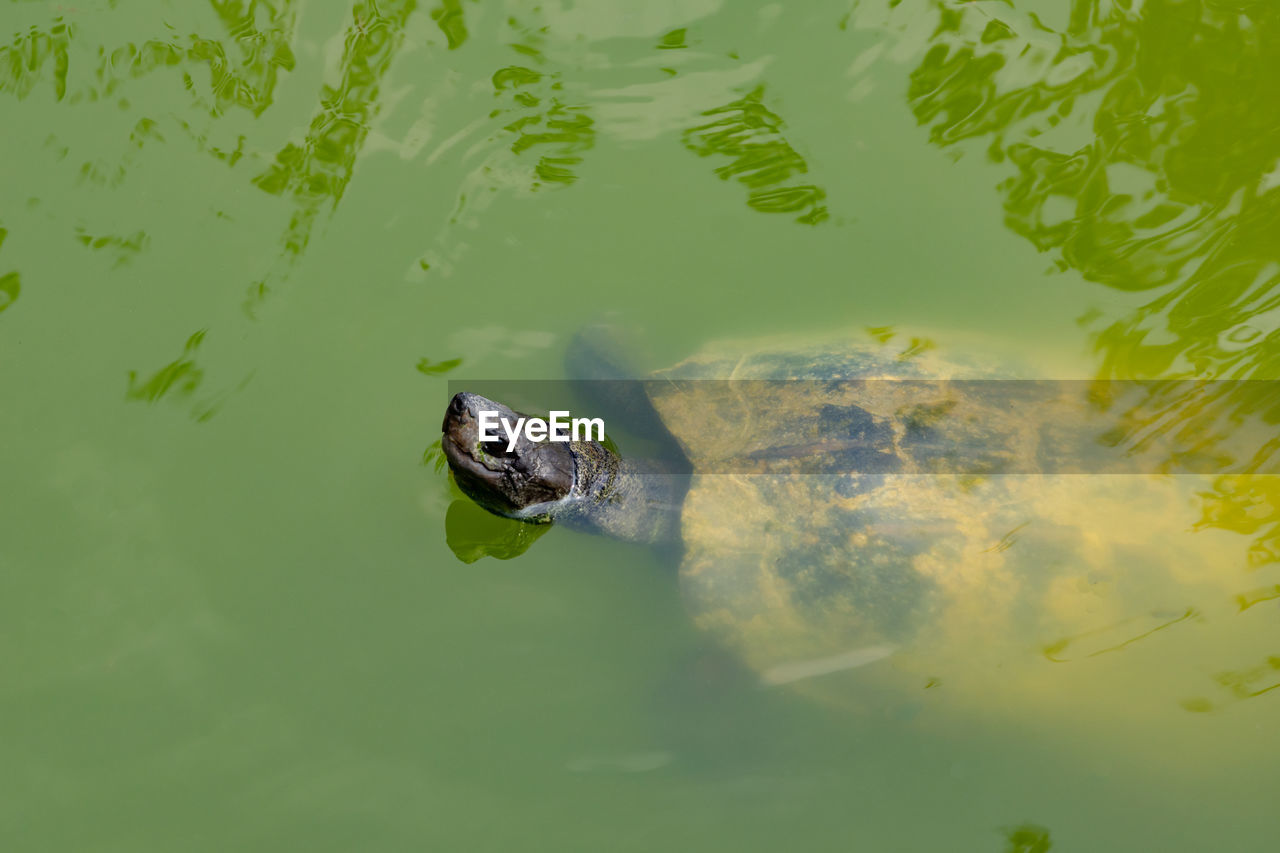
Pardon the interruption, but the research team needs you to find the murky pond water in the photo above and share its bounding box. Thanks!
[3,1,1279,850]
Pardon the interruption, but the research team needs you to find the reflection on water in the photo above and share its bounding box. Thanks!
[190,0,299,117]
[408,13,600,277]
[906,0,1280,378]
[1197,474,1280,570]
[249,0,416,314]
[489,52,596,190]
[97,1,418,416]
[75,226,149,267]
[1214,652,1280,700]
[126,329,208,405]
[1,19,73,101]
[1,3,296,114]
[888,0,1280,570]
[0,271,16,313]
[684,86,829,224]
[3,1,828,415]
[416,356,463,376]
[1234,584,1280,613]
[125,329,251,420]
[1042,608,1200,663]
[0,224,16,314]
[431,0,469,50]
[1183,649,1280,714]
[445,498,550,563]
[658,27,689,51]
[1003,824,1052,853]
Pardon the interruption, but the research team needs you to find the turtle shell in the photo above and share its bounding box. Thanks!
[643,334,1249,720]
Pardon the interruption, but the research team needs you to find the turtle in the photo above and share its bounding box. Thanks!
[439,328,1250,719]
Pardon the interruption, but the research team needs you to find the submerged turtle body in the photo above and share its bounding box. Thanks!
[638,336,1240,705]
[442,332,1250,718]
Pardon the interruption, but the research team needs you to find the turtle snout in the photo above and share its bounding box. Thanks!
[447,391,469,419]
[443,392,476,434]
[441,394,484,474]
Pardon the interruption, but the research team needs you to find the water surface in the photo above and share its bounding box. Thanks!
[3,1,1280,850]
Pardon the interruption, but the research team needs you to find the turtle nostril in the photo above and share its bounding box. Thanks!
[449,394,468,416]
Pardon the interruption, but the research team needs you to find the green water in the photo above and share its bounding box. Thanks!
[3,1,1280,849]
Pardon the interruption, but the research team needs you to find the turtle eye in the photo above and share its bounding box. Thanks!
[481,438,515,458]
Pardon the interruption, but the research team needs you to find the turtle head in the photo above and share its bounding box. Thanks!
[441,392,576,521]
